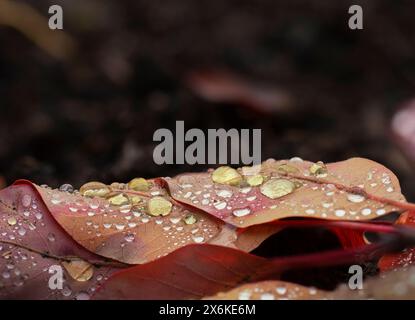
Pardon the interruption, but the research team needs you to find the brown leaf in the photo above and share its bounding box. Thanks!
[166,158,406,227]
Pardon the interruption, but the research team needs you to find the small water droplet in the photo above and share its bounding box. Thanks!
[347,194,365,203]
[260,293,275,300]
[192,235,205,243]
[276,287,287,295]
[18,228,26,236]
[75,291,90,300]
[22,195,32,207]
[59,184,74,193]
[238,290,251,300]
[335,209,346,217]
[47,233,56,242]
[232,208,251,217]
[361,208,372,216]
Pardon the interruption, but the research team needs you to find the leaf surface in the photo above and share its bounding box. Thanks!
[166,158,405,227]
[0,183,119,299]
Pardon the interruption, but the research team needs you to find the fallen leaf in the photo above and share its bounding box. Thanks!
[166,158,406,228]
[14,180,276,264]
[204,280,325,300]
[0,183,120,300]
[378,210,415,271]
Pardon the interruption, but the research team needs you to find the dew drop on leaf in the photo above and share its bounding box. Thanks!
[59,184,74,193]
[347,194,365,203]
[232,208,251,217]
[211,166,243,186]
[260,179,295,199]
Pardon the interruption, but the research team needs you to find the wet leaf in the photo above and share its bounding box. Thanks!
[92,244,273,300]
[378,211,415,271]
[14,180,276,265]
[204,280,325,300]
[0,183,118,299]
[166,158,406,227]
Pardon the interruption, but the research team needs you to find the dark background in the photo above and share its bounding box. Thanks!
[1,0,415,200]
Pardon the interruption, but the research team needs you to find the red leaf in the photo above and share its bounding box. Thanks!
[93,237,394,300]
[13,180,278,264]
[0,183,120,300]
[378,211,415,271]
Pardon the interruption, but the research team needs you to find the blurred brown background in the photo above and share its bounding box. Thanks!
[0,0,415,200]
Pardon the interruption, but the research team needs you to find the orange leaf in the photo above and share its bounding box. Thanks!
[166,158,406,227]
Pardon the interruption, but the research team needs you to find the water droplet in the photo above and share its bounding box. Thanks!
[376,208,386,216]
[309,161,328,177]
[335,209,346,217]
[18,228,26,237]
[361,208,372,216]
[211,166,242,186]
[184,214,197,225]
[59,184,74,193]
[289,157,303,163]
[233,208,251,217]
[216,190,233,198]
[115,224,125,231]
[238,290,251,300]
[124,234,135,242]
[276,287,287,295]
[80,182,110,198]
[213,201,227,210]
[128,178,149,192]
[347,194,365,203]
[246,174,264,187]
[108,194,129,206]
[62,286,72,297]
[22,195,32,207]
[89,199,100,210]
[169,217,181,224]
[309,287,317,295]
[260,293,275,300]
[47,233,56,242]
[192,235,205,243]
[7,217,17,226]
[75,292,90,300]
[148,197,172,216]
[260,179,296,199]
